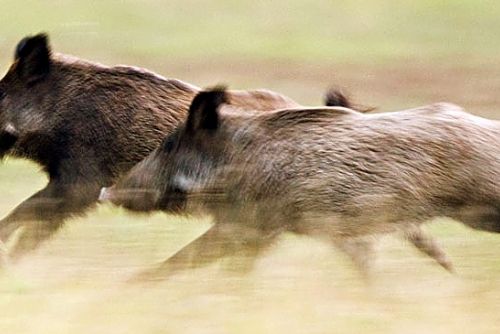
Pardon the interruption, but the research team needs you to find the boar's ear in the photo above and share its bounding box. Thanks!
[15,33,51,85]
[186,86,227,131]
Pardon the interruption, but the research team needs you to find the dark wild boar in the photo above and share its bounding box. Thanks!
[102,87,499,280]
[0,33,302,261]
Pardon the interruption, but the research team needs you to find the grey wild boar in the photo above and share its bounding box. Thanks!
[0,33,304,261]
[101,87,499,280]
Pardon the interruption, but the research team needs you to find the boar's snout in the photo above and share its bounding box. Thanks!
[99,186,114,202]
[99,184,162,212]
[4,123,18,136]
[0,122,19,157]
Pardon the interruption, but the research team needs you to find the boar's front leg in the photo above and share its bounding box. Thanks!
[0,185,62,243]
[0,180,99,260]
[132,224,280,282]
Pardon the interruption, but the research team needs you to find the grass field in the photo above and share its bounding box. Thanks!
[1,1,500,333]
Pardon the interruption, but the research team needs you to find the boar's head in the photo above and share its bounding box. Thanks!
[0,33,55,159]
[100,87,230,214]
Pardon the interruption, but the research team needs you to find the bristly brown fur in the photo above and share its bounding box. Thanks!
[0,34,300,259]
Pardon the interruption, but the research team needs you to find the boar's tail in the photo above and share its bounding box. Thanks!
[324,87,375,113]
[324,87,351,108]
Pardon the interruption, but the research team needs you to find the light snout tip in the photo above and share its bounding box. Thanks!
[4,123,18,136]
[99,187,112,202]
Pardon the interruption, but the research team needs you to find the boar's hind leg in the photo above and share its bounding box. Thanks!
[0,181,99,260]
[404,226,454,273]
[132,224,280,282]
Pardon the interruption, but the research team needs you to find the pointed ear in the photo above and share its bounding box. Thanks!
[15,33,51,85]
[186,86,228,131]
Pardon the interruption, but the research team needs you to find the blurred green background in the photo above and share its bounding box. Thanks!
[1,1,500,333]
